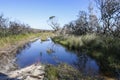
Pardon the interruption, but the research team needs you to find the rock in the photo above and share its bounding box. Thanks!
[32,69,45,76]
[46,48,54,54]
[25,76,34,80]
[25,75,44,80]
[7,64,45,80]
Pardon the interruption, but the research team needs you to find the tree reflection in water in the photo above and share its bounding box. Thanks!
[74,51,99,76]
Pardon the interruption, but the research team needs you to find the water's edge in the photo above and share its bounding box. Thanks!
[16,39,100,76]
[0,37,40,72]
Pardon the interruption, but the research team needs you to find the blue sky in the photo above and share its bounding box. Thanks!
[0,0,96,29]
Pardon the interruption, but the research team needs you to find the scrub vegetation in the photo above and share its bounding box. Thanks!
[44,64,102,80]
[0,14,53,48]
[52,34,120,77]
[51,0,120,78]
[0,0,120,79]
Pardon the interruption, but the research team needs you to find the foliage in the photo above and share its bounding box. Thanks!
[44,64,102,80]
[0,33,39,48]
[95,0,120,37]
[58,1,120,76]
[52,34,120,77]
[53,34,99,50]
[62,0,120,38]
[47,16,60,31]
[0,14,37,38]
[40,32,54,41]
[0,32,54,48]
[9,21,30,35]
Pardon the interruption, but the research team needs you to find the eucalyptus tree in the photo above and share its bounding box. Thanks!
[9,21,30,35]
[74,11,89,35]
[95,0,120,37]
[48,16,60,31]
[0,14,8,37]
[88,2,100,33]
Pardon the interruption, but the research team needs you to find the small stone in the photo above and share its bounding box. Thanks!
[17,76,23,79]
[25,76,33,80]
[33,70,40,76]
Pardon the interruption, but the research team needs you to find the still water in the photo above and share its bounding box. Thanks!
[16,39,99,75]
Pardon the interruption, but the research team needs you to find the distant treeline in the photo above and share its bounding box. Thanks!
[49,0,120,38]
[62,0,120,38]
[0,14,52,38]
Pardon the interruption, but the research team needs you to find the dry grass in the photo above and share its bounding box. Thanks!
[0,32,54,49]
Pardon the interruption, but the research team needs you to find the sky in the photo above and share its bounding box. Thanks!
[0,0,96,30]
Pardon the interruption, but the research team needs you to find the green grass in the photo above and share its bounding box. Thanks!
[0,32,54,48]
[52,34,120,77]
[52,33,99,50]
[40,32,54,41]
[44,63,102,80]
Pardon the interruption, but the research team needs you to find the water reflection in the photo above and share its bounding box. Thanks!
[16,39,99,76]
[74,51,99,76]
[16,42,31,54]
